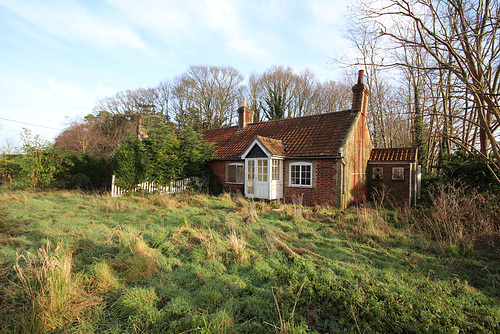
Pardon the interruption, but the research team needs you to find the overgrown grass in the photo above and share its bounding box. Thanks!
[0,189,498,333]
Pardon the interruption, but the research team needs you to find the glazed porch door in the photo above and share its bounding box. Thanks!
[246,159,269,199]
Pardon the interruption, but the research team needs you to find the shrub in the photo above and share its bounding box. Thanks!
[16,129,67,190]
[434,150,500,194]
[62,152,111,190]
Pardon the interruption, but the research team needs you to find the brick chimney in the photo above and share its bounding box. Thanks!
[238,99,254,129]
[351,70,370,115]
[137,118,148,140]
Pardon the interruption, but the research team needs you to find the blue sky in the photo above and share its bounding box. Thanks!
[0,0,351,149]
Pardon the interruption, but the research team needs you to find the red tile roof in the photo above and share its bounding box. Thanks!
[203,111,358,160]
[369,148,418,162]
[255,136,286,157]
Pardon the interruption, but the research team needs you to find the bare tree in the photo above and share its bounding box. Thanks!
[343,17,414,148]
[362,0,500,179]
[316,80,352,113]
[173,65,244,130]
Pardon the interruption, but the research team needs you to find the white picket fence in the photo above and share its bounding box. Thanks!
[111,175,203,197]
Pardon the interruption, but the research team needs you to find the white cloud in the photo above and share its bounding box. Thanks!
[105,0,192,38]
[0,0,147,50]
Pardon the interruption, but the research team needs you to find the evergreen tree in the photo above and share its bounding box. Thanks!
[179,125,214,177]
[113,120,213,190]
[413,85,428,171]
[142,120,182,185]
[113,137,147,190]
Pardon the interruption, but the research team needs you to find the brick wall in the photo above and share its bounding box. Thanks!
[342,113,373,206]
[368,163,413,204]
[283,158,339,206]
[207,160,244,194]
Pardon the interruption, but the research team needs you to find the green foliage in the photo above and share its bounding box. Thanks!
[62,153,111,190]
[113,136,147,190]
[16,129,67,190]
[435,150,500,194]
[0,153,20,185]
[113,120,213,190]
[179,125,214,177]
[413,85,428,171]
[142,120,182,184]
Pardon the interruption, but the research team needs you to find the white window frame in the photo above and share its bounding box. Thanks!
[272,159,281,181]
[289,162,313,188]
[228,163,244,184]
[372,167,383,180]
[392,167,405,180]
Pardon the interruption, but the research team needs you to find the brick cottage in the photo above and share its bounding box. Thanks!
[202,70,420,208]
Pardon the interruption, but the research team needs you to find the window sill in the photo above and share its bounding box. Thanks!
[288,184,313,188]
[227,182,244,185]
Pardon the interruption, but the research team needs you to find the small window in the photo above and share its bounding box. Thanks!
[272,159,281,181]
[247,160,255,194]
[372,167,383,180]
[228,163,244,184]
[289,162,312,187]
[392,167,404,180]
[257,159,268,182]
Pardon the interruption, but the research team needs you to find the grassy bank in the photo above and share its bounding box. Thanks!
[0,190,498,333]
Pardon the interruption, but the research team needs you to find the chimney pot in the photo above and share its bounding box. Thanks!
[358,70,364,84]
[352,70,370,115]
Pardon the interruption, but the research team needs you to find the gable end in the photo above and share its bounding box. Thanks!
[246,144,267,158]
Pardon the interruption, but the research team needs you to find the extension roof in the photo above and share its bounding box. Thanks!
[369,147,418,162]
[203,110,359,160]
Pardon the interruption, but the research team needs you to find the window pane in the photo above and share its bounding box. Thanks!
[272,160,280,181]
[392,167,404,180]
[290,163,312,186]
[372,167,383,180]
[228,165,236,183]
[247,180,254,194]
[247,161,254,180]
[236,166,244,183]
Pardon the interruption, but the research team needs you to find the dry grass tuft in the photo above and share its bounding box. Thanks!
[232,193,259,224]
[264,229,302,258]
[91,260,120,291]
[94,196,133,212]
[354,206,391,241]
[116,229,163,279]
[0,191,31,204]
[415,183,500,251]
[176,191,210,207]
[153,193,185,209]
[229,229,249,263]
[8,240,100,332]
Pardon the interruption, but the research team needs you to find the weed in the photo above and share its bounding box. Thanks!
[415,183,499,252]
[265,279,307,334]
[115,228,165,279]
[229,229,249,263]
[90,260,120,291]
[232,193,259,224]
[7,240,99,332]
